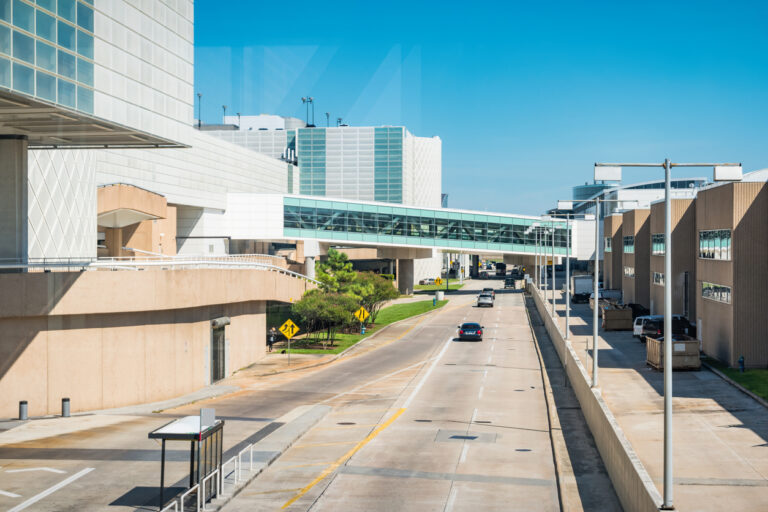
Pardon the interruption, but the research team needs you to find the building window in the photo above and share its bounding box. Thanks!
[702,281,731,304]
[604,237,611,252]
[699,229,731,260]
[623,235,634,253]
[653,271,664,286]
[623,266,635,278]
[652,233,665,255]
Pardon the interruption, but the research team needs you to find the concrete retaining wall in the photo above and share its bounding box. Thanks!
[528,283,662,512]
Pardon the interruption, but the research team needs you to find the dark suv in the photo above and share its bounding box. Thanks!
[642,316,691,339]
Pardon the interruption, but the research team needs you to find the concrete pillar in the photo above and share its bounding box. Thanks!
[0,136,28,264]
[388,259,394,275]
[470,255,479,278]
[305,255,315,279]
[397,259,414,295]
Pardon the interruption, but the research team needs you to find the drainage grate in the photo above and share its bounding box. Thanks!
[337,422,356,425]
[434,429,497,444]
[474,420,491,424]
[414,419,432,423]
[516,448,532,452]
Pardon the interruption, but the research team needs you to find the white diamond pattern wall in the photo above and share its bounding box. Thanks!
[28,150,97,260]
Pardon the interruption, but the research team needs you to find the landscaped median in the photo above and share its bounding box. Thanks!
[414,278,464,291]
[286,299,447,355]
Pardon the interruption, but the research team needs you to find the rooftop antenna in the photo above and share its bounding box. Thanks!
[237,112,241,128]
[222,105,227,123]
[336,117,342,127]
[325,112,330,127]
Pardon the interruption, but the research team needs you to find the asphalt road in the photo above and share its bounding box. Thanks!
[0,279,619,511]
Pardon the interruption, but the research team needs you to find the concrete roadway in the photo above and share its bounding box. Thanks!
[0,280,618,511]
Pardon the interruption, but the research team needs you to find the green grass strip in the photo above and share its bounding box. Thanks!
[287,299,448,354]
[704,356,768,401]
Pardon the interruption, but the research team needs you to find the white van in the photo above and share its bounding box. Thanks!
[633,315,661,338]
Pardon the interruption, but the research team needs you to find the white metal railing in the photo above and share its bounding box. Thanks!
[150,441,263,511]
[160,500,179,512]
[0,257,320,285]
[201,469,219,511]
[179,484,200,512]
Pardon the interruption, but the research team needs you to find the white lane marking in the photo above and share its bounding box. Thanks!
[321,358,433,404]
[459,409,478,464]
[478,385,484,399]
[6,468,66,474]
[8,468,94,512]
[0,490,21,498]
[491,345,494,352]
[444,485,459,512]
[402,336,452,409]
[486,354,492,364]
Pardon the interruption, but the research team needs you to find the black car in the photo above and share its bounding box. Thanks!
[642,316,691,339]
[457,322,484,341]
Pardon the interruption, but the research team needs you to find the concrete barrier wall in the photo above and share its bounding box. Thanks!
[528,284,662,512]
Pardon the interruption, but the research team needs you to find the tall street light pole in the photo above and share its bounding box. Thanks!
[197,92,202,128]
[595,160,742,510]
[551,217,556,317]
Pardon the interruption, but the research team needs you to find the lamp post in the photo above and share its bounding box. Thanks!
[325,112,330,127]
[222,105,227,123]
[551,217,556,317]
[301,97,314,126]
[197,92,202,128]
[594,160,742,510]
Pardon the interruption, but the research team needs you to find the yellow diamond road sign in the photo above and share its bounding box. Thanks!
[279,319,300,340]
[434,277,442,286]
[354,307,370,323]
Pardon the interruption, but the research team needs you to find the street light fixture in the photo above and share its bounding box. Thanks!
[594,159,742,510]
[301,97,315,126]
[197,92,202,128]
[555,198,638,389]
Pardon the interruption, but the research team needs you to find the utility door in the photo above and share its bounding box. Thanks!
[211,326,226,383]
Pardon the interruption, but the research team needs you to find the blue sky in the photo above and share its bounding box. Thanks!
[195,0,768,215]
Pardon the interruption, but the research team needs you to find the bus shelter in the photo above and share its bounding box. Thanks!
[148,413,224,509]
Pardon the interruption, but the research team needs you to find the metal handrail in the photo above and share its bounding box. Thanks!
[159,500,179,512]
[201,469,219,511]
[179,484,200,512]
[0,259,320,285]
[220,455,238,493]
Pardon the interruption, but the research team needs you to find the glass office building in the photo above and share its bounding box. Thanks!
[283,196,569,254]
[0,0,95,113]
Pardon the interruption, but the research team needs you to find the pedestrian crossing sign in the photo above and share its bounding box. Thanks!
[279,319,300,339]
[354,307,370,323]
[435,277,443,286]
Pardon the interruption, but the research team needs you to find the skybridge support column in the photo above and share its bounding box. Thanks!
[397,259,414,295]
[470,255,479,278]
[0,136,28,265]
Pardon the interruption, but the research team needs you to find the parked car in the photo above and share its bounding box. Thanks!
[633,315,661,338]
[477,293,494,307]
[641,316,691,339]
[626,303,650,319]
[482,287,495,299]
[457,322,484,341]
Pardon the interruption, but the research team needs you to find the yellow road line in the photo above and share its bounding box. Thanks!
[281,408,406,509]
[292,440,358,448]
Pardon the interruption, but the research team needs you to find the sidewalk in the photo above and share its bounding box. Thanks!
[543,289,768,511]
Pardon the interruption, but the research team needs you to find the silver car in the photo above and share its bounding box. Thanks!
[477,293,494,307]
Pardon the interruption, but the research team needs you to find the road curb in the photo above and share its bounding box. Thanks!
[206,404,330,511]
[241,300,451,378]
[524,294,571,512]
[702,362,768,409]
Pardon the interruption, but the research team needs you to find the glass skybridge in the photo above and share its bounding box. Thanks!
[283,196,569,255]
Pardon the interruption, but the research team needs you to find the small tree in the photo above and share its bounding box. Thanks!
[354,272,400,324]
[293,291,357,347]
[316,248,357,293]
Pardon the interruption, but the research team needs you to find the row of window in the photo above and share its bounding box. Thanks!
[623,235,634,253]
[651,233,665,255]
[0,30,91,80]
[652,271,664,286]
[284,205,570,246]
[699,229,731,260]
[0,0,93,34]
[613,229,732,261]
[702,281,731,304]
[0,58,91,109]
[623,266,635,278]
[604,237,611,252]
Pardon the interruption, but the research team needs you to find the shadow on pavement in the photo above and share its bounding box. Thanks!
[526,295,623,512]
